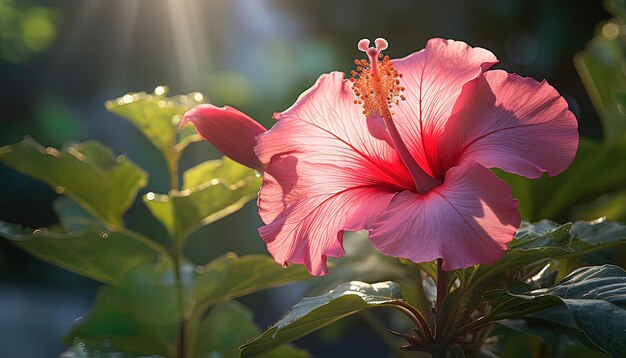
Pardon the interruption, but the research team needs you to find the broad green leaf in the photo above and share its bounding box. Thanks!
[240,281,403,357]
[193,253,312,309]
[499,307,605,357]
[68,254,309,357]
[191,301,309,358]
[0,220,167,285]
[518,265,626,357]
[182,157,258,190]
[470,219,626,287]
[106,90,204,162]
[60,340,149,358]
[67,259,183,357]
[470,222,573,285]
[0,139,147,226]
[53,196,97,231]
[144,158,261,242]
[570,218,626,247]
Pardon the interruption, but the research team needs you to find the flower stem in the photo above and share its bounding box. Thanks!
[173,249,188,358]
[433,258,448,358]
[168,154,180,191]
[168,153,187,358]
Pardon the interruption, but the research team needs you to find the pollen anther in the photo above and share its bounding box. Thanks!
[351,38,405,117]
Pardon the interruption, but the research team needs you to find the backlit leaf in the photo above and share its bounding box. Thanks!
[106,91,204,161]
[191,301,309,358]
[0,220,167,285]
[0,139,147,226]
[193,253,312,309]
[240,281,403,357]
[144,157,261,242]
[68,253,309,357]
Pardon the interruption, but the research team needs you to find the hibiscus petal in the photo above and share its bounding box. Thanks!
[438,70,579,178]
[258,155,395,276]
[182,104,266,171]
[255,71,414,193]
[368,162,520,270]
[391,38,498,178]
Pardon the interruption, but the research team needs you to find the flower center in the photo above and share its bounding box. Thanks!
[350,38,406,117]
[350,38,441,194]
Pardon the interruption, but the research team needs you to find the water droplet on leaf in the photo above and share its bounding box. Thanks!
[192,92,203,102]
[146,192,156,201]
[54,186,65,194]
[45,147,60,156]
[99,232,109,239]
[116,154,126,163]
[122,94,133,103]
[154,85,168,96]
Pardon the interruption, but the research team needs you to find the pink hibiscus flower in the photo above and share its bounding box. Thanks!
[184,38,578,276]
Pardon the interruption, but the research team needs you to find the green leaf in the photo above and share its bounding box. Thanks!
[240,281,403,357]
[144,157,261,242]
[106,90,204,161]
[0,220,167,285]
[193,253,312,309]
[0,139,147,226]
[53,196,97,231]
[519,265,626,357]
[570,218,626,247]
[68,254,309,357]
[471,219,626,287]
[460,219,626,321]
[182,157,258,189]
[191,301,309,358]
[499,307,605,356]
[60,340,150,358]
[470,222,573,286]
[67,259,182,357]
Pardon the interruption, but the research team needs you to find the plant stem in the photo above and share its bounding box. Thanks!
[168,153,186,358]
[433,258,448,358]
[173,248,188,358]
[168,154,180,191]
[392,301,433,340]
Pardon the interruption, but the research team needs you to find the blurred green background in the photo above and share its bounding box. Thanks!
[0,0,610,356]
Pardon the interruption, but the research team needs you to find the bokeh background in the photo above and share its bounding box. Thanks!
[0,0,610,356]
